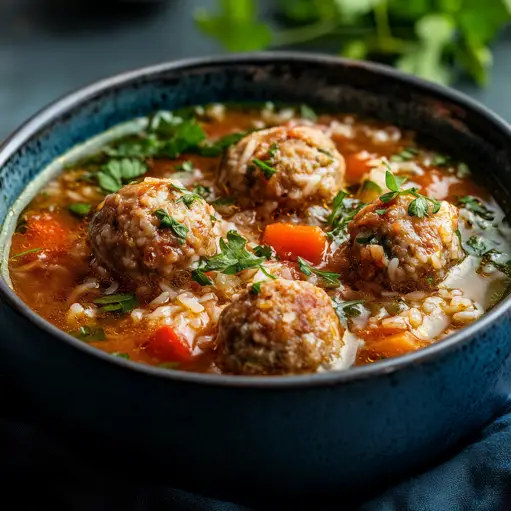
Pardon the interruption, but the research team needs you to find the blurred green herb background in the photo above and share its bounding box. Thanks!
[195,0,511,86]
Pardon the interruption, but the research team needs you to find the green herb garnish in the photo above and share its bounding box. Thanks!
[68,203,92,217]
[332,299,365,327]
[390,147,418,162]
[112,352,130,359]
[253,158,278,179]
[212,196,236,207]
[71,325,106,342]
[191,268,213,286]
[196,131,248,156]
[356,234,377,245]
[458,195,495,221]
[250,282,263,295]
[93,293,138,313]
[193,185,211,199]
[465,236,491,257]
[297,257,340,287]
[154,209,189,244]
[268,143,279,159]
[10,247,43,260]
[253,245,272,260]
[96,158,148,193]
[380,171,440,218]
[175,160,194,172]
[300,104,317,121]
[375,208,388,215]
[327,190,364,244]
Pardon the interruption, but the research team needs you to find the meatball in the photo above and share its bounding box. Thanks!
[343,194,464,292]
[219,126,345,209]
[216,279,344,375]
[89,177,217,279]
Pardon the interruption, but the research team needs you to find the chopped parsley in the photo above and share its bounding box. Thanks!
[212,196,236,207]
[112,352,130,359]
[96,158,148,193]
[432,154,450,166]
[268,143,279,159]
[191,268,213,286]
[300,104,317,121]
[175,160,194,172]
[458,195,495,222]
[375,208,388,215]
[193,185,211,199]
[71,325,106,342]
[327,190,364,244]
[196,131,248,157]
[253,245,272,260]
[250,282,263,295]
[10,247,43,260]
[356,234,377,245]
[390,147,418,162]
[154,209,188,244]
[93,293,138,313]
[68,203,92,217]
[297,257,341,287]
[465,235,491,257]
[332,299,365,327]
[380,170,440,218]
[196,230,266,276]
[252,157,278,179]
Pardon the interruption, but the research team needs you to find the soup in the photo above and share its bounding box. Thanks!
[5,103,511,375]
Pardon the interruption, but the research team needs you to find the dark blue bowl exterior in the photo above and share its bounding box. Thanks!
[1,54,511,504]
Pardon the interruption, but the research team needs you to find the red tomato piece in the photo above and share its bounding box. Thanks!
[146,326,193,363]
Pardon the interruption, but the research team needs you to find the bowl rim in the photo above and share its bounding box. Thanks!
[2,51,511,389]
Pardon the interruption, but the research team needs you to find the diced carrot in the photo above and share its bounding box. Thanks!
[262,223,327,264]
[146,326,193,363]
[345,151,374,184]
[25,213,70,253]
[365,332,420,358]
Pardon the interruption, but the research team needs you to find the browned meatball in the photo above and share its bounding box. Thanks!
[216,279,344,375]
[343,194,464,292]
[89,177,217,279]
[219,126,345,209]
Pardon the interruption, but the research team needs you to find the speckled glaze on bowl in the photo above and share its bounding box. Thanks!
[1,53,511,506]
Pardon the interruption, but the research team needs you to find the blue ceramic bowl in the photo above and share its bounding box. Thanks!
[1,53,511,506]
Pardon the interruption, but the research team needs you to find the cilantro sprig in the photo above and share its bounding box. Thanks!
[93,293,137,314]
[96,158,148,193]
[70,325,106,342]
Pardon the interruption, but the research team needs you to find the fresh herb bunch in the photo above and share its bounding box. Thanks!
[195,0,511,86]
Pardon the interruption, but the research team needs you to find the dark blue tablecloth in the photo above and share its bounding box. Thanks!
[3,392,511,510]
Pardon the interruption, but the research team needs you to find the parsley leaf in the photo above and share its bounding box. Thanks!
[191,268,213,286]
[10,247,43,260]
[193,185,211,199]
[96,158,147,193]
[253,158,278,179]
[300,104,317,121]
[196,131,248,156]
[458,195,495,221]
[332,299,365,328]
[385,170,408,192]
[93,293,137,314]
[212,196,236,207]
[297,256,341,287]
[390,147,418,162]
[356,234,377,245]
[68,203,92,217]
[200,230,266,275]
[253,245,272,260]
[250,282,263,295]
[465,235,491,256]
[327,190,364,244]
[175,160,194,172]
[154,209,189,244]
[70,325,106,342]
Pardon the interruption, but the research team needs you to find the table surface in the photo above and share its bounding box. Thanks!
[1,0,511,142]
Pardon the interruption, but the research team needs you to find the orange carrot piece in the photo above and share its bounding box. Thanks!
[366,332,420,358]
[24,213,70,253]
[262,223,327,264]
[345,152,373,184]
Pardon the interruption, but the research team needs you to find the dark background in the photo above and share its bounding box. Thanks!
[0,0,511,143]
